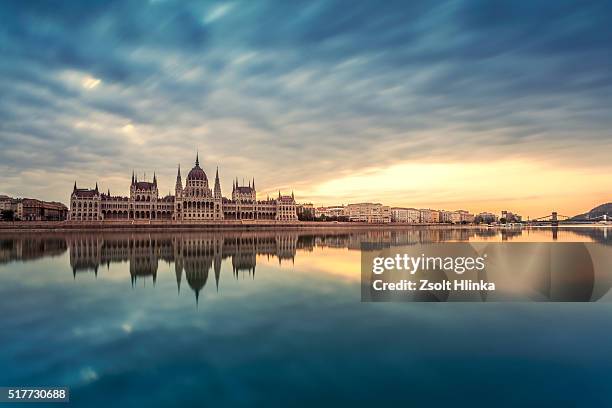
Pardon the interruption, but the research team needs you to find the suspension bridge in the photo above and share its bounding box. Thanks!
[527,212,610,226]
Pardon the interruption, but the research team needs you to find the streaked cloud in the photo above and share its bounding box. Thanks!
[0,0,611,217]
[204,2,234,24]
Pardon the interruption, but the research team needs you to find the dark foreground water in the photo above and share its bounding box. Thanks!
[1,227,612,407]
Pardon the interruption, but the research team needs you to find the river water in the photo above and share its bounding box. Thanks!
[1,227,611,406]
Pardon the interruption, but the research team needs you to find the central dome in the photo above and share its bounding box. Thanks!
[187,165,207,181]
[187,153,208,182]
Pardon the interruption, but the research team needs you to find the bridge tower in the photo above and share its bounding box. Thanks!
[551,211,558,226]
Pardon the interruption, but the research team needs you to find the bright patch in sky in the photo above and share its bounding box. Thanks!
[81,76,101,89]
[204,3,233,23]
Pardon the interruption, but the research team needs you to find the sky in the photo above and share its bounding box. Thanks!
[1,0,611,218]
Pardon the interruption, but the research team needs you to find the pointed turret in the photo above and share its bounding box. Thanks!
[95,182,99,193]
[131,170,135,185]
[107,188,111,197]
[278,190,281,199]
[252,178,255,190]
[214,166,221,199]
[153,172,157,186]
[73,181,77,192]
[175,164,183,192]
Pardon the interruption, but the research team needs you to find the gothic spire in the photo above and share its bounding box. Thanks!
[131,170,134,185]
[175,164,182,191]
[95,182,98,192]
[214,166,221,198]
[252,178,255,190]
[153,172,157,186]
[195,151,199,167]
[73,181,77,191]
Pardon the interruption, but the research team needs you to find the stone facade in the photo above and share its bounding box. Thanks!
[1,194,67,221]
[69,153,298,222]
[314,205,346,218]
[173,154,223,221]
[345,203,390,223]
[390,207,421,223]
[451,210,475,224]
[419,209,441,223]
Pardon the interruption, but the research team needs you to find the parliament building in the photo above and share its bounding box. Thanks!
[69,153,298,222]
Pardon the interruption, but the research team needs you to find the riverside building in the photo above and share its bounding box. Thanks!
[390,207,421,223]
[345,203,391,223]
[69,153,298,222]
[0,195,67,221]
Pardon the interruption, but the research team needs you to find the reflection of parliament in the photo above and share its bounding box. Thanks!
[67,232,302,303]
[69,153,298,222]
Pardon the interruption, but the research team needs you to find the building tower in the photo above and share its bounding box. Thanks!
[214,167,222,199]
[174,164,183,221]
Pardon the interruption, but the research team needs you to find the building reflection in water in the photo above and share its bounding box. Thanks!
[63,232,303,304]
[1,227,612,303]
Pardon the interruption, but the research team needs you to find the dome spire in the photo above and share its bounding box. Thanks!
[195,151,199,167]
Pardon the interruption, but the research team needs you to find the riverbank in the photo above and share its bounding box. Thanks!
[0,220,475,232]
[0,220,607,233]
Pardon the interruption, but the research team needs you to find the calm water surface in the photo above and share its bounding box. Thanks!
[1,227,612,407]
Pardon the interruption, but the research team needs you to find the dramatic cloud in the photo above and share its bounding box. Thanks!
[1,0,611,216]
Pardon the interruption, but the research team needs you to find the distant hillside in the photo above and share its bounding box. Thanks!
[572,202,612,220]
